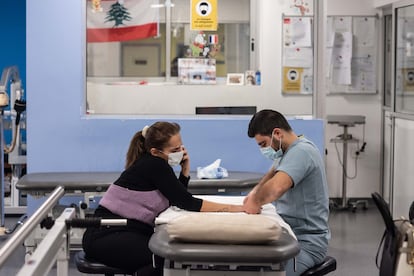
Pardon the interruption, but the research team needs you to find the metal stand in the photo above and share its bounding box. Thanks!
[327,115,368,212]
[6,116,27,214]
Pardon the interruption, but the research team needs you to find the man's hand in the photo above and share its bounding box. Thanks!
[243,192,262,214]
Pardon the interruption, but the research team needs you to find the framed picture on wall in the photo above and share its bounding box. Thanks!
[227,73,244,85]
[245,70,256,85]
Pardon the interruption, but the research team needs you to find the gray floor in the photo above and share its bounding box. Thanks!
[327,206,384,276]
[0,205,385,276]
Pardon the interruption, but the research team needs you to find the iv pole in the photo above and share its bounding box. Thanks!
[327,115,368,212]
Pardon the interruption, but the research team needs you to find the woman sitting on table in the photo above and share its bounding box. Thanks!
[82,121,244,276]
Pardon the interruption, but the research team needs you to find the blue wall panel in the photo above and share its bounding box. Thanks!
[25,0,325,212]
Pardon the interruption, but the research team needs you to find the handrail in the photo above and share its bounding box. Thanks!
[0,186,65,266]
[16,208,76,276]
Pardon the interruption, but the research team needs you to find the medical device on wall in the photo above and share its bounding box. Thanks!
[0,66,26,155]
[0,66,27,234]
[327,115,368,212]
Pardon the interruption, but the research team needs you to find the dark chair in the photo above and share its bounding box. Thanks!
[371,192,400,276]
[409,201,414,222]
[301,256,337,276]
[74,250,132,276]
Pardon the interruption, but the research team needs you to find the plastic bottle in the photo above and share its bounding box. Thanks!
[255,70,261,85]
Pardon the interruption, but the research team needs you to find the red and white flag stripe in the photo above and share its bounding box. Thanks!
[87,0,159,43]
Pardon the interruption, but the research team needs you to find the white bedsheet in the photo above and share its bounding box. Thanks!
[155,195,296,239]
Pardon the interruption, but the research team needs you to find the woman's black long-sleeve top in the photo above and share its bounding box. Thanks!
[97,153,203,226]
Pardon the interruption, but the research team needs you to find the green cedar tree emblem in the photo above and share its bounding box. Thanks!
[105,1,132,27]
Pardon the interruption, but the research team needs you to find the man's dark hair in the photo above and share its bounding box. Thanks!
[247,109,292,138]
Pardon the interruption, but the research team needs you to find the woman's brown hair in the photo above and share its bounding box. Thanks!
[125,122,181,168]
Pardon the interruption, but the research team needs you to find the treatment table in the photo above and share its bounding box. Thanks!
[16,171,264,196]
[150,196,300,276]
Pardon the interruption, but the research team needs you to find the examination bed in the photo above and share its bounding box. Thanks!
[149,195,300,276]
[16,171,264,196]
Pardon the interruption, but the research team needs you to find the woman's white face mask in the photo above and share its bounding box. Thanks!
[166,151,184,166]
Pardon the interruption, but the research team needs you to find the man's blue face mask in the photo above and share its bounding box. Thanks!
[260,131,283,161]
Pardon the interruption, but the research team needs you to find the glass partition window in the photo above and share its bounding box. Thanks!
[395,3,414,113]
[86,0,252,80]
[85,0,254,115]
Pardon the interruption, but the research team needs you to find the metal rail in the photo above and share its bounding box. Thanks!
[16,208,76,276]
[0,186,65,266]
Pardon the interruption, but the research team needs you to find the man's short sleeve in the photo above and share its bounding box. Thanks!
[276,145,313,187]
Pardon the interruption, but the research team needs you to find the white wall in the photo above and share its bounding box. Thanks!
[325,0,382,198]
[329,0,378,15]
[374,0,396,8]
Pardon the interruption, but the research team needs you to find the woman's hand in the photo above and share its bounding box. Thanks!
[180,146,190,177]
[200,201,245,213]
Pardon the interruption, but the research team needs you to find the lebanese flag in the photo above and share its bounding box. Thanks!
[87,0,159,43]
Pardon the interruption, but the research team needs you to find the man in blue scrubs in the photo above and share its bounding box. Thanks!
[243,109,330,275]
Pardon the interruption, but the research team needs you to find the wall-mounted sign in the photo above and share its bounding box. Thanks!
[282,67,304,93]
[191,0,218,31]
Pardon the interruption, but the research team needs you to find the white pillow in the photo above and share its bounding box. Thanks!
[166,213,282,244]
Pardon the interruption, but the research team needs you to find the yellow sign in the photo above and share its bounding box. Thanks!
[282,67,303,93]
[191,0,218,31]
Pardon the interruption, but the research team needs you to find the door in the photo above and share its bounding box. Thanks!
[122,44,161,77]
